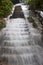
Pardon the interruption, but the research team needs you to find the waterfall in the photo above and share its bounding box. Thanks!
[0,3,43,65]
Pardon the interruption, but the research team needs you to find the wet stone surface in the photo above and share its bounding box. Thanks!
[0,3,43,65]
[10,6,25,18]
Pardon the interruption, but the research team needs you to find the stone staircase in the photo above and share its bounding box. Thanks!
[0,4,43,65]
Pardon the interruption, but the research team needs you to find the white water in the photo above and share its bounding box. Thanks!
[0,3,43,65]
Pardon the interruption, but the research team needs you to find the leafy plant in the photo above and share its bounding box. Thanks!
[0,0,13,17]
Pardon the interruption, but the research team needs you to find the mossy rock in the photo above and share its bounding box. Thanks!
[28,16,38,28]
[33,21,38,28]
[0,19,6,30]
[28,16,34,23]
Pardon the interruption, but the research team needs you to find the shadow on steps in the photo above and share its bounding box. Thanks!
[10,6,25,19]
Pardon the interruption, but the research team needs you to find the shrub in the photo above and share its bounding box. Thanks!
[0,0,13,17]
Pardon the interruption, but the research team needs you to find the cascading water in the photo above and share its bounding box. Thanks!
[0,3,43,65]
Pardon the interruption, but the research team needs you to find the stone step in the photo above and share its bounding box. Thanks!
[0,53,43,65]
[4,30,29,34]
[3,34,30,41]
[0,45,41,48]
[1,40,36,46]
[0,63,37,65]
[6,25,28,28]
[0,45,43,55]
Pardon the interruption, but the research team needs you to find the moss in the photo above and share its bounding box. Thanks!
[28,16,38,28]
[33,21,38,28]
[28,16,34,23]
[0,19,6,30]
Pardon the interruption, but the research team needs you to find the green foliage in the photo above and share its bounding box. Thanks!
[0,0,13,17]
[29,0,43,11]
[23,0,43,11]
